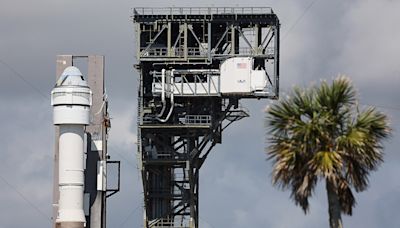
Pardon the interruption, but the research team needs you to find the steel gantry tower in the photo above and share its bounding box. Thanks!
[132,7,280,228]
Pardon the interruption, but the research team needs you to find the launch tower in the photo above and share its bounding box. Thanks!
[133,7,280,228]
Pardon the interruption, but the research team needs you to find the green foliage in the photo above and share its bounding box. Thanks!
[266,76,391,215]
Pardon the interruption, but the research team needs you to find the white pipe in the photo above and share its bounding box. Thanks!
[161,68,166,103]
[157,69,167,118]
[173,69,219,74]
[157,69,174,123]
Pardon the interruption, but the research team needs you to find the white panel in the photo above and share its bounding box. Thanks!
[53,106,90,125]
[97,161,107,191]
[91,140,103,151]
[58,186,86,223]
[250,70,267,91]
[220,57,252,93]
[83,193,90,216]
[59,125,84,185]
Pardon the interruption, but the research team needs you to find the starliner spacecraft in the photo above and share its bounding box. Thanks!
[51,66,92,228]
[51,56,119,228]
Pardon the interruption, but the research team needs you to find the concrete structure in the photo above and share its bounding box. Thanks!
[133,7,280,228]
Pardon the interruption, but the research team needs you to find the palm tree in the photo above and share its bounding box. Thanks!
[266,76,391,228]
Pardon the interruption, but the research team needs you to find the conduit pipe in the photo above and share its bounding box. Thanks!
[156,68,167,118]
[157,69,174,123]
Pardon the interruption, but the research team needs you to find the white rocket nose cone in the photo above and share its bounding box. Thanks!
[56,66,88,87]
[62,66,83,77]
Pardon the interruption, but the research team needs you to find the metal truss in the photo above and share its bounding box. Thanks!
[133,7,279,228]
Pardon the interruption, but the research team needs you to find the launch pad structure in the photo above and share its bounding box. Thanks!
[133,7,280,228]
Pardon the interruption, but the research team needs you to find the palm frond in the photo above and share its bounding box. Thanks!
[266,75,391,216]
[337,178,356,215]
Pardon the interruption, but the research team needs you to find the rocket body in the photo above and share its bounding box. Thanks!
[52,66,92,228]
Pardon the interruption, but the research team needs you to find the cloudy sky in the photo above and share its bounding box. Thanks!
[1,0,399,227]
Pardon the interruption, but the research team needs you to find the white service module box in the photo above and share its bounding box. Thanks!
[250,70,267,92]
[220,57,252,93]
[220,57,267,94]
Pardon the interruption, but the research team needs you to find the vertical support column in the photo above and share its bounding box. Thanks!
[86,55,107,228]
[190,166,199,228]
[54,55,73,228]
[167,22,172,57]
[194,168,199,228]
[187,138,198,228]
[273,25,280,97]
[230,25,235,55]
[136,24,142,58]
[188,173,195,228]
[207,22,211,61]
[183,22,188,60]
[255,24,262,54]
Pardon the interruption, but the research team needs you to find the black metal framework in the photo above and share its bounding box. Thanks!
[133,7,279,228]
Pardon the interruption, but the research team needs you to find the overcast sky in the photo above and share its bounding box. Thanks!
[0,0,399,228]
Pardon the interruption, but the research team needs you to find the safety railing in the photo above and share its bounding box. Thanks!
[140,46,273,58]
[140,47,208,58]
[134,7,273,16]
[152,71,220,96]
[184,115,212,125]
[140,48,168,57]
[149,218,189,228]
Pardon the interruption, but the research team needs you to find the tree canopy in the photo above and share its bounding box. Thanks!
[266,76,391,227]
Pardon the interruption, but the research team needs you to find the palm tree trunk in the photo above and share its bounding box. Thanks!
[326,180,343,228]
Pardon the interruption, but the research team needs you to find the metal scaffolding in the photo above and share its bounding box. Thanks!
[133,7,280,228]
